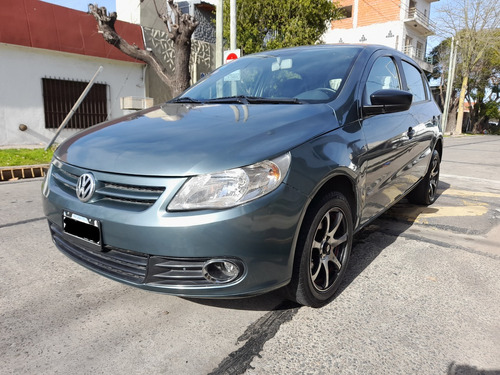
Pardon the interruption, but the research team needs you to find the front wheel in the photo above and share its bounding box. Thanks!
[408,149,440,206]
[287,191,353,307]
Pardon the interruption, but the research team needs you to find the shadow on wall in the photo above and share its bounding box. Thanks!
[18,124,53,146]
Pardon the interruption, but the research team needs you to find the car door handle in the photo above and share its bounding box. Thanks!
[407,127,415,139]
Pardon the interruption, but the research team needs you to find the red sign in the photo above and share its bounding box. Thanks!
[226,52,238,62]
[224,49,241,64]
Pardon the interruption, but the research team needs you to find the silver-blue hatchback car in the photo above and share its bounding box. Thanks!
[42,44,442,307]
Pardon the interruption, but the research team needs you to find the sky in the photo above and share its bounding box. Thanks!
[42,0,117,12]
[41,0,216,13]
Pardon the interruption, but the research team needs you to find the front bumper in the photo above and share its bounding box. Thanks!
[42,161,307,298]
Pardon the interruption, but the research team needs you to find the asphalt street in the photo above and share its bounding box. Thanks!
[1,135,499,374]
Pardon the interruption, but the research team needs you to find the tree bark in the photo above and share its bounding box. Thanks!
[163,0,199,95]
[89,2,199,98]
[455,75,468,134]
[446,95,458,133]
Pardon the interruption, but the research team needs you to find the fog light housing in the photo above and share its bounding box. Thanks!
[202,259,241,284]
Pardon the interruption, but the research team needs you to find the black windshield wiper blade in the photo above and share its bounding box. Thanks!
[170,97,202,103]
[203,96,249,104]
[204,96,302,104]
[244,97,303,104]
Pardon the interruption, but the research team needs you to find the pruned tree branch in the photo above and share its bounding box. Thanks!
[89,1,199,97]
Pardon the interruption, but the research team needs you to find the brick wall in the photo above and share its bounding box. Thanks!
[331,0,401,29]
[332,0,354,29]
[357,0,400,27]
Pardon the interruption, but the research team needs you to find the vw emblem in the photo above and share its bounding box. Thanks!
[76,173,96,203]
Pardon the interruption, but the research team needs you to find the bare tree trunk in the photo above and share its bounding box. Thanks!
[163,0,199,95]
[446,97,459,133]
[89,2,198,97]
[455,75,468,134]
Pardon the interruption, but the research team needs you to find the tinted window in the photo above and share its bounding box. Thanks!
[364,57,400,103]
[402,61,427,102]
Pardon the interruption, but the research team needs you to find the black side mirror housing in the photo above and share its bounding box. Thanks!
[363,89,413,116]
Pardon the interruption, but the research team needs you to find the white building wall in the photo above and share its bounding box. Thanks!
[414,0,432,19]
[324,21,402,48]
[116,0,141,24]
[0,43,145,146]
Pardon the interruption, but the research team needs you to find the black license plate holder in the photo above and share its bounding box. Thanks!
[63,211,102,247]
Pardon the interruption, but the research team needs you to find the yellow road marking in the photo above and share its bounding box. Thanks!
[439,189,500,199]
[388,203,489,223]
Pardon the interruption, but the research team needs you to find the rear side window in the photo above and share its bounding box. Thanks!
[402,61,427,102]
[364,56,401,103]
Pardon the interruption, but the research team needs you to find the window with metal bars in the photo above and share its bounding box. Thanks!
[42,78,108,129]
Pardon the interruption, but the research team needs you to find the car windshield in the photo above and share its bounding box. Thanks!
[178,46,362,103]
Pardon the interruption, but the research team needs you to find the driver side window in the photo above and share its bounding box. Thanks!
[365,57,401,104]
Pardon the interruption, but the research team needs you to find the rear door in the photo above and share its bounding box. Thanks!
[398,59,441,182]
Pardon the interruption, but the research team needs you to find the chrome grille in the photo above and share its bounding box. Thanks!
[52,166,78,194]
[51,163,165,209]
[97,183,164,205]
[146,258,212,286]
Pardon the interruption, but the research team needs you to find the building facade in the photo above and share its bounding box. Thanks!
[0,0,216,147]
[0,0,147,146]
[324,0,438,72]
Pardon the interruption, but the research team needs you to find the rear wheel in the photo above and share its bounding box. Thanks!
[408,149,440,205]
[287,191,353,307]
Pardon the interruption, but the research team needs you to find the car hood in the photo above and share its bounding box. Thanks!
[56,103,338,176]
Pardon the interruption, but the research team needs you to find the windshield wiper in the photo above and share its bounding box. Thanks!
[244,97,303,104]
[170,97,202,103]
[203,96,249,104]
[204,96,302,104]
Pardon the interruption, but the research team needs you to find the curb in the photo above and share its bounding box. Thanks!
[0,164,49,182]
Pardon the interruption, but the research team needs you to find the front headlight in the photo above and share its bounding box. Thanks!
[168,152,291,211]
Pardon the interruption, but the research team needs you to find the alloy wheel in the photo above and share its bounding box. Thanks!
[428,155,440,202]
[309,207,349,292]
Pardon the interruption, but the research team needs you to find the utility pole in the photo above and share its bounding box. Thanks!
[215,0,223,68]
[230,0,236,51]
[442,37,458,133]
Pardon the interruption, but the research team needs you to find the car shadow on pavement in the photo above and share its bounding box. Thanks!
[337,180,450,297]
[182,289,291,311]
[186,183,450,312]
[448,362,500,375]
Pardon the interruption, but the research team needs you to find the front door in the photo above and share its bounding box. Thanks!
[359,55,419,225]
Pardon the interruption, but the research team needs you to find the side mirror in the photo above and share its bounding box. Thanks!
[363,89,413,116]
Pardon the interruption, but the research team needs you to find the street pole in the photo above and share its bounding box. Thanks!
[215,0,223,68]
[230,0,236,51]
[442,37,458,133]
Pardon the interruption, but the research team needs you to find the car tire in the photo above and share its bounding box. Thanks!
[408,149,440,206]
[287,191,353,308]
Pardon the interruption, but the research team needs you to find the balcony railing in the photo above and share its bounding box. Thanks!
[403,45,434,72]
[404,45,424,60]
[404,7,436,36]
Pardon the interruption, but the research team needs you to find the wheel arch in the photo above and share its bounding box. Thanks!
[288,171,358,270]
[434,137,443,161]
[286,171,357,306]
[310,174,357,225]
